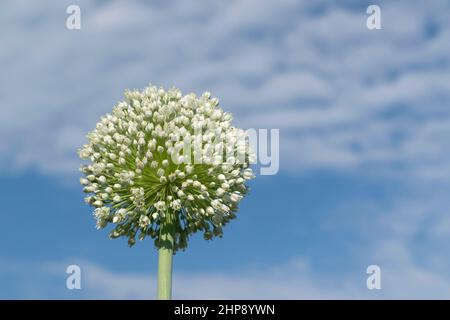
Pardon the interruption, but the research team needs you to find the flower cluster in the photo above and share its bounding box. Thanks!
[78,85,255,251]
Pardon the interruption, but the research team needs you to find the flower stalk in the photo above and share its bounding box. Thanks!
[157,212,175,299]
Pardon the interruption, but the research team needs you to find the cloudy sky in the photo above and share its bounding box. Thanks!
[1,0,450,299]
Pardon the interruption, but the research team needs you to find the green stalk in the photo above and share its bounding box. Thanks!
[157,213,175,300]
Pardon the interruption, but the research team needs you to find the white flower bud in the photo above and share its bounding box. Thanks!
[139,215,151,228]
[230,193,242,202]
[157,168,165,177]
[117,208,127,215]
[93,200,103,207]
[171,199,182,211]
[98,176,106,184]
[243,168,254,180]
[177,190,185,198]
[155,201,166,211]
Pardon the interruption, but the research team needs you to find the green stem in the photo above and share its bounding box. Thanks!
[157,213,175,300]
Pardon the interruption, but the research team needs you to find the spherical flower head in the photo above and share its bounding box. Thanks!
[78,85,255,251]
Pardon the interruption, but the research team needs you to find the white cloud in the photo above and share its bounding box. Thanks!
[2,179,450,299]
[1,0,450,179]
[12,246,450,299]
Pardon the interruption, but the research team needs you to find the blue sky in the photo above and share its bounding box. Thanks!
[1,0,450,299]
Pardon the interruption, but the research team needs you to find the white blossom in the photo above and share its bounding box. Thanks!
[78,85,255,250]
